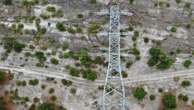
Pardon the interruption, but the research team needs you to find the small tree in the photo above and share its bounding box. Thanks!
[132,87,147,101]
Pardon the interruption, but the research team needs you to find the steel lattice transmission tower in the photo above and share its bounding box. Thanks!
[102,4,126,110]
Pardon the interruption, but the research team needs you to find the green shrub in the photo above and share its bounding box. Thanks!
[162,93,177,109]
[144,37,149,43]
[178,94,188,102]
[93,56,104,64]
[35,51,46,62]
[132,87,147,101]
[82,69,97,81]
[50,57,59,65]
[122,71,128,78]
[37,102,55,110]
[126,61,133,68]
[69,67,80,77]
[170,26,177,32]
[48,88,55,94]
[147,57,158,67]
[67,27,76,34]
[184,2,191,9]
[175,0,181,4]
[0,70,6,81]
[79,49,92,67]
[2,37,25,53]
[87,22,100,34]
[13,41,25,53]
[181,80,191,87]
[56,22,66,31]
[129,0,134,4]
[77,14,83,18]
[62,41,69,50]
[147,48,173,70]
[54,10,64,17]
[3,0,12,5]
[89,0,96,4]
[29,79,39,86]
[183,60,192,68]
[150,94,156,101]
[61,79,72,86]
[70,88,76,95]
[46,6,56,12]
[0,98,5,110]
